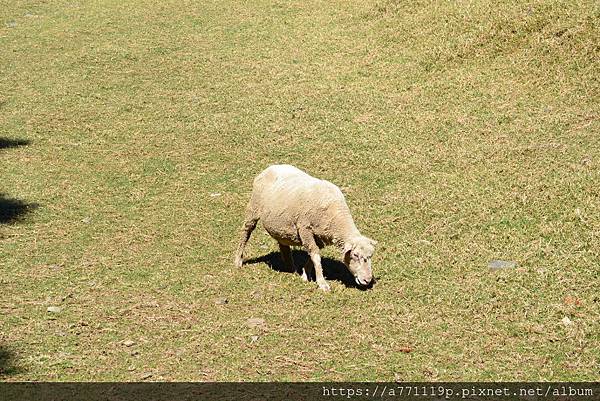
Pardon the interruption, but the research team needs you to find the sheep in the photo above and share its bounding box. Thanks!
[234,164,376,291]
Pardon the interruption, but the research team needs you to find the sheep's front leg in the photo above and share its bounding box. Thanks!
[299,228,330,292]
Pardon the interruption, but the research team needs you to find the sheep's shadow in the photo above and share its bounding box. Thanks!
[0,345,22,377]
[0,137,31,149]
[0,194,38,224]
[245,250,373,290]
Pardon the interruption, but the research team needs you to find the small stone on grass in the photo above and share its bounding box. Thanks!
[246,317,266,329]
[47,306,62,313]
[488,260,517,270]
[561,316,573,326]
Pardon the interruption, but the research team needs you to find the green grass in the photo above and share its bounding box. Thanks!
[1,0,598,381]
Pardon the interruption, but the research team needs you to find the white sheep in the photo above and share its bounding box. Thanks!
[234,164,376,291]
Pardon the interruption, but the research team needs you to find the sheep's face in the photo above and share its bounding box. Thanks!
[343,236,377,287]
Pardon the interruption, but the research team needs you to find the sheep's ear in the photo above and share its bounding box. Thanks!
[343,242,353,253]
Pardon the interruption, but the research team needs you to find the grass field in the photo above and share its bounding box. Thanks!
[1,0,599,381]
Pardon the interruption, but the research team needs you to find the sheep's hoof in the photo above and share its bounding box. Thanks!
[234,257,243,268]
[318,282,331,292]
[301,272,309,282]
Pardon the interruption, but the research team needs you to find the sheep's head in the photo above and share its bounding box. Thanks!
[343,236,377,287]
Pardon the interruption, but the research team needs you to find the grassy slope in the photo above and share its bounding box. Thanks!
[1,0,598,380]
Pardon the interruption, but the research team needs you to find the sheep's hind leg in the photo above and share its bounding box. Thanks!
[298,228,330,292]
[301,258,314,282]
[234,208,259,268]
[278,243,295,273]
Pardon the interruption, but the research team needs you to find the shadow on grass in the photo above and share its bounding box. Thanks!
[0,194,38,224]
[245,250,373,290]
[0,138,31,149]
[0,137,37,224]
[0,346,22,377]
